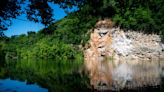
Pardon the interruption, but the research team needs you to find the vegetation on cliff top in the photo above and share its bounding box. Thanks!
[0,0,164,60]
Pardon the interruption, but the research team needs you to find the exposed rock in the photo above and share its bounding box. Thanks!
[95,19,113,28]
[84,19,164,91]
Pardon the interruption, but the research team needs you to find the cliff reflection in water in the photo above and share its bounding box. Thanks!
[85,58,164,91]
[0,59,91,92]
[0,59,164,92]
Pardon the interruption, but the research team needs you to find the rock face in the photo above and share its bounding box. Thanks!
[84,19,164,91]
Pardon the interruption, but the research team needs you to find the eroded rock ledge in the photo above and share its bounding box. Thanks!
[84,19,164,91]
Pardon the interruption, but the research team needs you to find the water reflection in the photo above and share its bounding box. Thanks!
[0,78,48,92]
[0,59,91,92]
[0,59,164,92]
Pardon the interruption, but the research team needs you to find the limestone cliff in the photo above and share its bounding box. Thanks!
[84,19,164,91]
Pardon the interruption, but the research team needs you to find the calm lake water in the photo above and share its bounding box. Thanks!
[0,59,91,92]
[0,78,48,92]
[0,59,164,92]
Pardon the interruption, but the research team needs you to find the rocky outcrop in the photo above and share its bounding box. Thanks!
[84,19,164,91]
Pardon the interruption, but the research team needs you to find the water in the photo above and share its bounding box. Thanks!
[0,78,48,92]
[0,59,164,92]
[0,59,91,92]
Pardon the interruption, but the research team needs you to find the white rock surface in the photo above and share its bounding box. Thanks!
[84,19,164,91]
[111,31,133,56]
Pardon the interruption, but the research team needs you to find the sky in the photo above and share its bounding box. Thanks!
[4,3,77,37]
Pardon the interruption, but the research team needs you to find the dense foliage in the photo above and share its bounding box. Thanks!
[0,37,5,60]
[81,0,164,34]
[0,11,97,60]
[0,0,163,60]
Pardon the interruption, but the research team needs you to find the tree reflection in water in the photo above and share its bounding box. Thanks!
[0,59,91,92]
